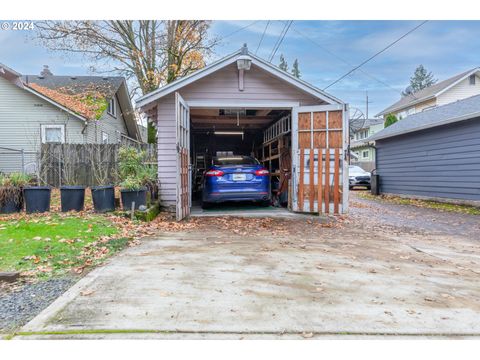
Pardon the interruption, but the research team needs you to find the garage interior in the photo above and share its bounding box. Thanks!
[189,107,293,210]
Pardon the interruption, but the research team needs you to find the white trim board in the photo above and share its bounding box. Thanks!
[187,100,300,109]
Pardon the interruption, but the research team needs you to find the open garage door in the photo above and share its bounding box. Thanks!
[176,92,191,221]
[292,104,348,214]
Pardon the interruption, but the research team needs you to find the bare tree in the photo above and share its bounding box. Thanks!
[35,20,218,96]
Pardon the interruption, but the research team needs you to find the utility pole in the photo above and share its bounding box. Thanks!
[365,91,373,119]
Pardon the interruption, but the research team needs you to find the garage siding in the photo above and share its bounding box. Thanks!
[154,63,326,207]
[376,118,480,201]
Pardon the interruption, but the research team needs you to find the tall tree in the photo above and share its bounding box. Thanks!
[291,59,301,78]
[279,54,288,72]
[35,20,218,142]
[404,65,437,95]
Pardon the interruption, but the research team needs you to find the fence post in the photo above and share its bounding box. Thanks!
[21,149,25,174]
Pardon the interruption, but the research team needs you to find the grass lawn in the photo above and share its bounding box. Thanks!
[357,191,480,215]
[0,214,128,277]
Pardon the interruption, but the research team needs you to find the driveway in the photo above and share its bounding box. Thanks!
[18,193,480,339]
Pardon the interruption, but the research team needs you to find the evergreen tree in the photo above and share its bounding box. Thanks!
[279,54,288,72]
[291,59,301,78]
[403,65,437,95]
[384,114,398,127]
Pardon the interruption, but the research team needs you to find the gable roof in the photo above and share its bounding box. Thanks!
[23,74,124,120]
[1,63,141,140]
[376,68,480,117]
[136,46,344,109]
[370,94,480,141]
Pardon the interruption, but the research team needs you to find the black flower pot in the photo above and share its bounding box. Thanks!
[0,188,23,213]
[24,186,51,213]
[120,188,147,210]
[60,185,86,212]
[91,185,115,213]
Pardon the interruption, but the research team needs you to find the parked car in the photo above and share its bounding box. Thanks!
[202,156,270,209]
[349,165,371,190]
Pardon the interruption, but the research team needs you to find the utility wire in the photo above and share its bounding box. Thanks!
[221,21,260,40]
[267,22,288,62]
[323,20,428,90]
[290,25,412,99]
[269,20,293,63]
[255,20,270,55]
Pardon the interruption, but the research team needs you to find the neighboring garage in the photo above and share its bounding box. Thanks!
[137,45,349,220]
[370,94,480,205]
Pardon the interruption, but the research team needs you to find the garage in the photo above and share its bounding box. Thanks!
[137,45,349,220]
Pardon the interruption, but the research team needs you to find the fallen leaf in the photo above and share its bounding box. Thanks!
[301,332,314,338]
[80,290,95,296]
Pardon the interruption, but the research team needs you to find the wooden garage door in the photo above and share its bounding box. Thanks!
[175,92,191,221]
[292,104,347,214]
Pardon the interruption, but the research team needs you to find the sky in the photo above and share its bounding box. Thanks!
[1,20,480,117]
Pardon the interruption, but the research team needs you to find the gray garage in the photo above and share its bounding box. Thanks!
[370,94,480,204]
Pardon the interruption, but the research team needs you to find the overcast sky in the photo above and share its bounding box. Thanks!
[1,20,479,116]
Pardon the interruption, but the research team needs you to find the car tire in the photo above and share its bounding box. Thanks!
[201,201,213,210]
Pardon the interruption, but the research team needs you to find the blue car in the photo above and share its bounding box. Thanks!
[202,156,271,209]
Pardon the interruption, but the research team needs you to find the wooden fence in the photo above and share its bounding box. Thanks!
[40,143,156,187]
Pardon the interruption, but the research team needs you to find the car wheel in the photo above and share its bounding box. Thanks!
[201,201,213,210]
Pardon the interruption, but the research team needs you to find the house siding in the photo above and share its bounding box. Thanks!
[437,75,480,106]
[154,63,326,207]
[376,118,480,202]
[0,76,86,173]
[84,95,128,144]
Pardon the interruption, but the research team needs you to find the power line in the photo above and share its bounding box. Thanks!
[221,21,260,40]
[268,20,293,63]
[290,25,409,99]
[324,20,428,91]
[267,21,288,62]
[255,20,270,55]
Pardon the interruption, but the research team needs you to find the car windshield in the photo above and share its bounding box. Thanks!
[349,166,365,173]
[213,156,259,166]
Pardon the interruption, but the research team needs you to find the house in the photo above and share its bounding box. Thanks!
[376,68,480,119]
[349,118,384,171]
[0,63,143,174]
[137,45,349,220]
[370,94,480,205]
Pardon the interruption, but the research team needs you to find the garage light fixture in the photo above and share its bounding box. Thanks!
[236,55,252,71]
[237,44,252,92]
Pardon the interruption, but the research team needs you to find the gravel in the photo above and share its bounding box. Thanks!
[0,277,77,332]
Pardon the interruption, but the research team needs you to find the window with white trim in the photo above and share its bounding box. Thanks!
[469,74,476,85]
[41,125,65,144]
[362,150,369,159]
[101,131,109,144]
[107,97,116,117]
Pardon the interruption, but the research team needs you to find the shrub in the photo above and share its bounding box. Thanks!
[384,114,398,128]
[117,147,145,180]
[119,175,144,191]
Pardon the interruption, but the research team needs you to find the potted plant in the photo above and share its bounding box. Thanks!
[24,176,51,214]
[117,147,147,210]
[89,144,115,212]
[0,173,31,213]
[59,145,86,212]
[120,175,147,210]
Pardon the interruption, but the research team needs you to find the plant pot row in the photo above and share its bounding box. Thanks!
[0,186,148,214]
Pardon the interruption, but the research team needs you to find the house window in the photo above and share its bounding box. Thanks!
[362,150,369,158]
[469,74,476,85]
[101,131,109,144]
[107,97,116,117]
[41,125,65,144]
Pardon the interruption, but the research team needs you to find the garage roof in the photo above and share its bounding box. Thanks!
[370,94,480,141]
[136,45,344,109]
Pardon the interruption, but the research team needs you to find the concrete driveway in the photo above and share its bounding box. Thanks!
[19,193,480,339]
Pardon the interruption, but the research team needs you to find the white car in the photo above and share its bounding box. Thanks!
[349,165,371,190]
